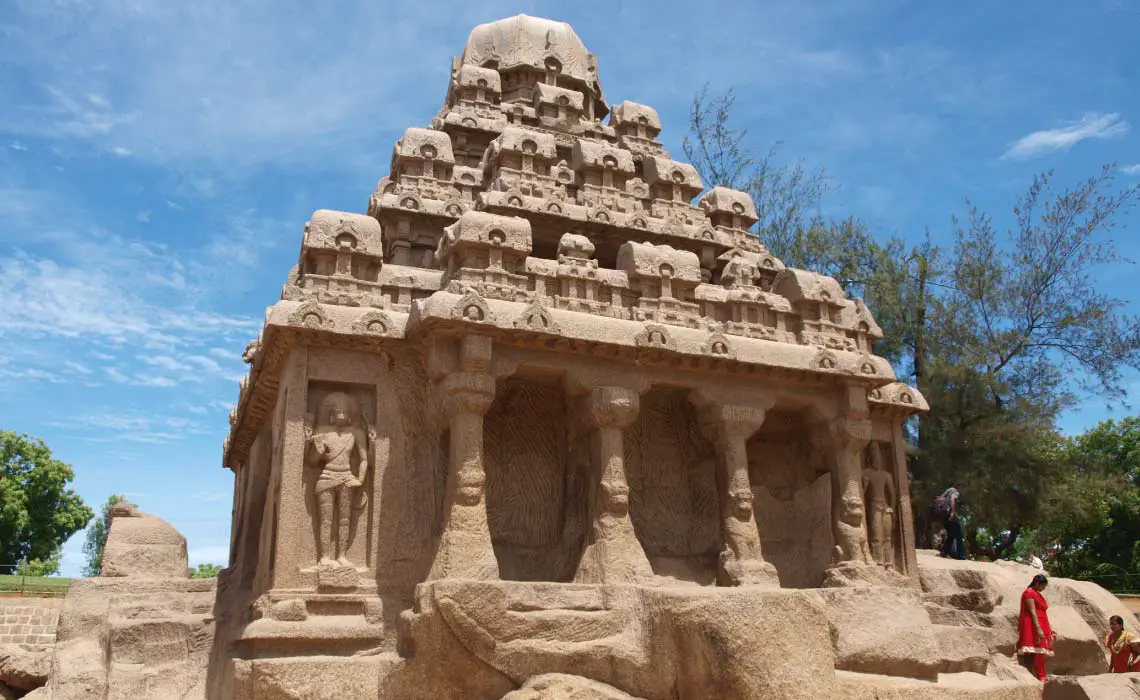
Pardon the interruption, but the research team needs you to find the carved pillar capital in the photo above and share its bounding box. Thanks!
[584,386,639,430]
[437,371,496,417]
[700,404,767,444]
[829,415,872,451]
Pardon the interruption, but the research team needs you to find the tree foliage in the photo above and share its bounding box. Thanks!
[685,86,1140,567]
[190,563,224,579]
[0,431,93,576]
[1022,418,1140,590]
[82,494,134,577]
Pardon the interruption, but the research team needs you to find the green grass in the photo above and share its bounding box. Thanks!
[0,574,71,596]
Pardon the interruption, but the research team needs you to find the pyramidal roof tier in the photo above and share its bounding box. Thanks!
[222,14,926,471]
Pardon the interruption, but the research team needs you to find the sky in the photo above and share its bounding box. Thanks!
[1,0,1139,577]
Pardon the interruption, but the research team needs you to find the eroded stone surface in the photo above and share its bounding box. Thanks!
[100,503,189,579]
[0,643,50,691]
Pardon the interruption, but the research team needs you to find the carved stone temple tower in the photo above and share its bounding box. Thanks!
[211,15,937,700]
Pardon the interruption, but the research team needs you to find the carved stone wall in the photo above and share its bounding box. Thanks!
[625,388,718,582]
[485,378,573,581]
[749,409,834,588]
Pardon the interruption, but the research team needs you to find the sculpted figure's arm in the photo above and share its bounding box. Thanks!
[884,474,896,507]
[353,426,370,486]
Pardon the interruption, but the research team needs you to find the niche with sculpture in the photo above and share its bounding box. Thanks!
[862,440,899,571]
[303,384,377,587]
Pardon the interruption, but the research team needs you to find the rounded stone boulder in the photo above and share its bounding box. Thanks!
[100,506,189,579]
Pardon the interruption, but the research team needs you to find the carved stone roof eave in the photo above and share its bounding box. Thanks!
[406,291,897,380]
[868,382,930,416]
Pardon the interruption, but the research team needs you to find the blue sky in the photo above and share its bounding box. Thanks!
[1,0,1138,577]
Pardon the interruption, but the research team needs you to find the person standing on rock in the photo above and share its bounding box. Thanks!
[1106,615,1140,673]
[933,484,965,560]
[1017,574,1056,681]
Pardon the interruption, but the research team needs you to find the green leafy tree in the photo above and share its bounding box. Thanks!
[1024,418,1140,590]
[17,551,63,577]
[190,563,224,579]
[82,494,134,577]
[0,431,94,576]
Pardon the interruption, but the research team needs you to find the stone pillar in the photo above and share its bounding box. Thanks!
[825,386,875,583]
[891,421,918,577]
[428,336,499,580]
[700,404,779,587]
[270,348,312,590]
[574,386,653,584]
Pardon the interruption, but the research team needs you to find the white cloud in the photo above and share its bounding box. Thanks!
[54,409,212,444]
[1121,164,1140,175]
[1001,113,1129,160]
[9,141,27,151]
[136,209,150,222]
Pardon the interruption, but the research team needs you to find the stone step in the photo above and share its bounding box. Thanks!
[836,669,1041,699]
[932,624,991,675]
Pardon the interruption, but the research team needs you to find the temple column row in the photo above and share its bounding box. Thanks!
[426,361,785,585]
[424,355,881,587]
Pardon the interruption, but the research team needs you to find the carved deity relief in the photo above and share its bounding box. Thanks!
[719,461,769,585]
[304,392,375,574]
[832,488,872,567]
[862,442,897,569]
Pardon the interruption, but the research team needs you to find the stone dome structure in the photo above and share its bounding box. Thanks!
[460,14,607,118]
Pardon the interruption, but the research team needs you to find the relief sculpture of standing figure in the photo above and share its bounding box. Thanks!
[306,392,373,569]
[862,443,897,569]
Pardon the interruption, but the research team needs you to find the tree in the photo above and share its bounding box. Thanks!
[190,563,224,579]
[913,167,1140,558]
[1021,418,1140,590]
[82,494,134,577]
[0,431,94,576]
[683,85,829,247]
[17,552,62,577]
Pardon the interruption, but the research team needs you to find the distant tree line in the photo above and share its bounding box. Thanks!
[685,86,1140,584]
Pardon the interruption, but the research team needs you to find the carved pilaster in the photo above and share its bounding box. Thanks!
[574,386,653,584]
[825,389,876,583]
[699,404,779,587]
[427,352,499,580]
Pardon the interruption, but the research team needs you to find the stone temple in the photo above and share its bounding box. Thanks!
[135,13,1133,700]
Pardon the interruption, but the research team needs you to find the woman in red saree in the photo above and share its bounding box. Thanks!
[1106,615,1140,673]
[1017,574,1055,681]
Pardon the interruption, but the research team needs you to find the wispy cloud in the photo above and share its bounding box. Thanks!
[1121,164,1140,176]
[1001,112,1129,160]
[0,0,495,173]
[53,410,212,444]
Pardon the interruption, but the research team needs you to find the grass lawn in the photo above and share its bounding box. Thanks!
[0,574,71,595]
